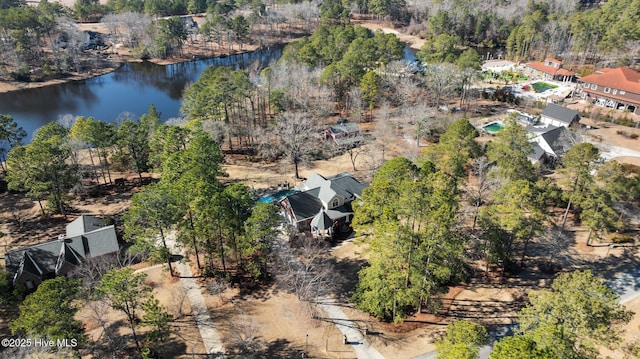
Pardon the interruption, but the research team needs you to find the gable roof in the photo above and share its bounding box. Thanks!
[301,172,328,191]
[5,218,119,285]
[21,252,45,276]
[299,173,366,203]
[527,143,547,163]
[6,241,61,280]
[284,188,323,222]
[328,123,361,135]
[541,104,579,125]
[286,173,366,223]
[66,215,105,237]
[579,67,640,94]
[327,173,367,198]
[311,210,333,231]
[539,126,573,157]
[527,125,575,159]
[526,60,575,77]
[59,243,84,266]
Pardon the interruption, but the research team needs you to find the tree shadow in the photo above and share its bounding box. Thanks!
[261,338,304,358]
[324,257,367,301]
[230,275,276,302]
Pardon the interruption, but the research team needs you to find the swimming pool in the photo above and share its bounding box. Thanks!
[258,189,300,203]
[483,122,505,134]
[531,81,558,93]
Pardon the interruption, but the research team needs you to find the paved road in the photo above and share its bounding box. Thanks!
[316,296,385,359]
[590,143,640,161]
[607,265,640,304]
[166,233,225,356]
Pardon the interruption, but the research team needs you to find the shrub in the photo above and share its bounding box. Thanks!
[611,235,634,244]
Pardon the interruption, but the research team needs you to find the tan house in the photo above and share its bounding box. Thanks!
[577,67,640,114]
[525,58,575,83]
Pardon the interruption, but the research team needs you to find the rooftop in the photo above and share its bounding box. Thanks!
[580,67,640,94]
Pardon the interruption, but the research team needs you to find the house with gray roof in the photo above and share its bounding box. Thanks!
[280,173,367,238]
[539,103,580,128]
[325,123,364,147]
[5,215,120,291]
[526,124,576,164]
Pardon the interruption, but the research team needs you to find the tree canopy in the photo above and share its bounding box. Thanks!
[517,270,632,358]
[10,277,85,344]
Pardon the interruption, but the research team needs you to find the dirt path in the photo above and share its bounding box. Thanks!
[357,22,425,50]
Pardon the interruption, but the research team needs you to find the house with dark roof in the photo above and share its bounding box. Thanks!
[325,123,364,147]
[540,103,580,128]
[279,173,367,237]
[526,125,576,165]
[525,58,575,83]
[577,67,640,114]
[5,215,120,291]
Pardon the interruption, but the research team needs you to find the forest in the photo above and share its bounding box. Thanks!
[2,0,640,357]
[1,0,640,82]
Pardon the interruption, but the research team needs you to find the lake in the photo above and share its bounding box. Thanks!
[0,46,284,142]
[0,43,418,142]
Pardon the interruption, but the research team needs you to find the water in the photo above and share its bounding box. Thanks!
[0,42,418,143]
[483,122,505,134]
[403,44,418,62]
[0,46,284,142]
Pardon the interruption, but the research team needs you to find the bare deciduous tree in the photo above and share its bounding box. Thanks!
[468,156,500,233]
[226,313,265,358]
[258,112,320,179]
[273,234,334,303]
[70,255,119,286]
[168,285,189,319]
[82,298,128,357]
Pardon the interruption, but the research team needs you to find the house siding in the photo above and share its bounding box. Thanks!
[579,88,640,113]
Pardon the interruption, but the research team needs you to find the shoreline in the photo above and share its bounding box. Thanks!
[0,21,419,95]
[0,44,263,95]
[0,65,122,94]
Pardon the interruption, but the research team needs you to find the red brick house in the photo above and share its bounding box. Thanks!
[577,67,640,114]
[525,58,575,83]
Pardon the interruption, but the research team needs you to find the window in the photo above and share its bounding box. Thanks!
[612,89,617,95]
[620,90,626,95]
[332,198,340,208]
[591,84,597,90]
[583,82,589,88]
[604,87,610,93]
[25,280,34,289]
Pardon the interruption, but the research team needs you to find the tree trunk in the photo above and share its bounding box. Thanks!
[37,200,46,217]
[102,150,112,185]
[217,224,227,274]
[128,315,142,353]
[158,224,174,276]
[87,147,101,184]
[560,198,572,235]
[294,160,300,179]
[188,211,202,270]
